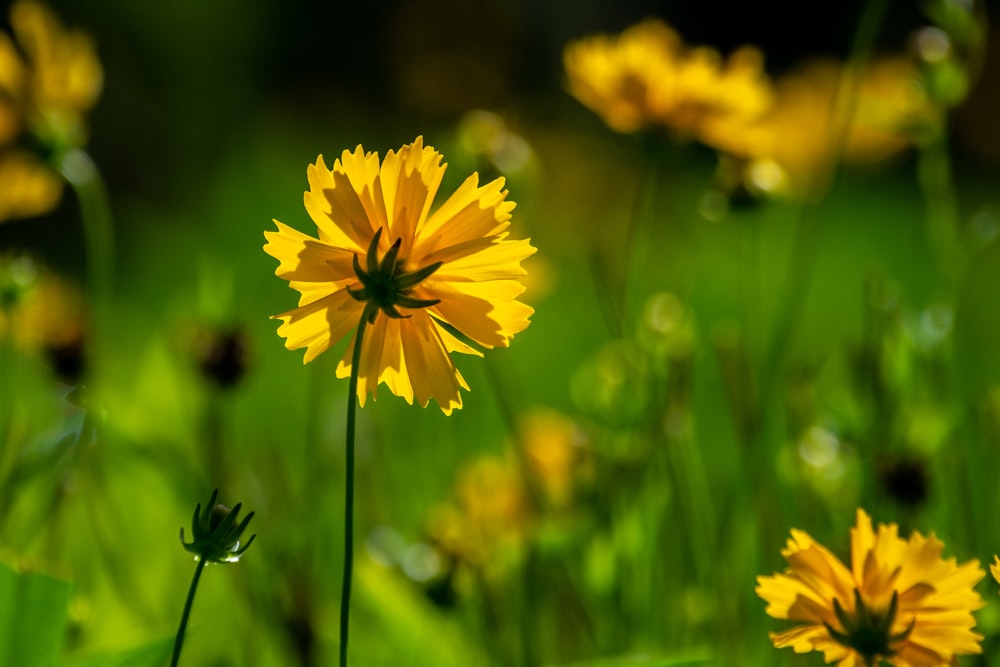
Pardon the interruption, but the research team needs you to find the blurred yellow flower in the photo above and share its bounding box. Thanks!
[757,508,984,667]
[521,409,589,509]
[706,57,936,197]
[427,455,528,568]
[0,0,102,222]
[0,254,85,352]
[0,151,62,220]
[563,19,772,140]
[264,136,535,414]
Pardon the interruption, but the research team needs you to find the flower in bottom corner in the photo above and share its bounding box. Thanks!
[263,136,535,415]
[756,508,984,666]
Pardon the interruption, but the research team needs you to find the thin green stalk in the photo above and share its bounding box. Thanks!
[0,333,18,490]
[918,125,960,282]
[170,556,208,667]
[760,0,890,398]
[339,303,375,667]
[622,137,671,338]
[58,148,114,359]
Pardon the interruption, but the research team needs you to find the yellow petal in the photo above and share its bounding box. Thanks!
[398,309,466,414]
[378,136,444,257]
[428,235,536,282]
[414,173,514,257]
[273,289,363,364]
[424,279,533,349]
[263,220,356,285]
[304,155,370,252]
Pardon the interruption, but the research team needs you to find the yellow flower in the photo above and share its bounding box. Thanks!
[426,455,528,569]
[520,409,590,509]
[0,151,62,220]
[706,57,936,197]
[757,509,984,667]
[264,136,535,414]
[563,19,771,140]
[0,254,85,352]
[4,1,102,145]
[0,1,102,222]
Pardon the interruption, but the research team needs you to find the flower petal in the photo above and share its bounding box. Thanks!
[428,235,536,282]
[273,289,363,364]
[423,279,533,349]
[264,220,356,286]
[378,136,444,257]
[413,173,514,259]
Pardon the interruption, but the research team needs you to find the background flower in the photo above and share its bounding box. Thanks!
[757,508,984,666]
[705,56,937,197]
[0,1,102,222]
[563,19,772,141]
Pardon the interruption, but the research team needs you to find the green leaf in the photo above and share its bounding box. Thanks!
[63,638,172,667]
[0,561,72,667]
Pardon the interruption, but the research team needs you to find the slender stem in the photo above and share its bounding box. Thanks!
[339,304,375,667]
[58,148,114,362]
[760,0,890,398]
[918,125,960,283]
[170,556,208,667]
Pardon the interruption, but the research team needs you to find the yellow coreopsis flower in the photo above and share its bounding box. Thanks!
[563,18,772,141]
[706,56,936,197]
[264,136,536,415]
[427,455,529,569]
[757,509,984,667]
[0,1,102,222]
[521,408,590,509]
[0,253,85,353]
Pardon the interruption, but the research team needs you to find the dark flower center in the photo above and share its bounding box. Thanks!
[347,228,442,324]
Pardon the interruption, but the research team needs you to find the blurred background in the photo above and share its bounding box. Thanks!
[2,0,1000,665]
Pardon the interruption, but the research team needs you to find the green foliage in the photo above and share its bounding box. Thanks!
[0,563,72,667]
[64,640,172,667]
[1,2,999,666]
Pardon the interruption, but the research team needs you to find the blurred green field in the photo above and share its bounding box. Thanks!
[3,1,1000,666]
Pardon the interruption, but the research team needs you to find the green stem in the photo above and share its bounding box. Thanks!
[760,0,890,399]
[918,125,960,282]
[170,556,208,667]
[339,304,375,667]
[58,149,114,362]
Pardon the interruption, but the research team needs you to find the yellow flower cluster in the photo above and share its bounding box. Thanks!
[707,57,937,197]
[563,19,771,139]
[0,1,102,221]
[426,409,591,571]
[427,455,529,570]
[0,253,85,353]
[758,509,986,666]
[564,19,937,198]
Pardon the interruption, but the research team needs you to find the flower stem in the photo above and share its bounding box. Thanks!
[339,304,375,667]
[918,124,960,282]
[760,0,890,398]
[170,556,208,667]
[58,148,114,365]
